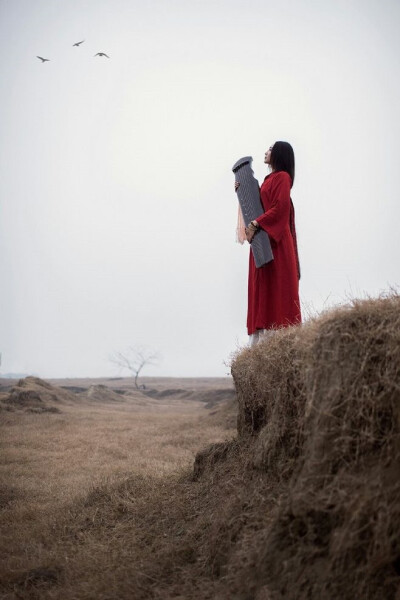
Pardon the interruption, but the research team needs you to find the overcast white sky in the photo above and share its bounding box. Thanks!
[0,0,399,378]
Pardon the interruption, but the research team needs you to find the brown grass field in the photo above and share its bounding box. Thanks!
[1,295,400,600]
[0,377,236,599]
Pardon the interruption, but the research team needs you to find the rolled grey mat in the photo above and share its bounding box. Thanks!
[232,156,273,268]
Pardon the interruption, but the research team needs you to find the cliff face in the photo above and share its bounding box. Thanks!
[193,295,400,600]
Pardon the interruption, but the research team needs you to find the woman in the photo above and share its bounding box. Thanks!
[236,141,301,345]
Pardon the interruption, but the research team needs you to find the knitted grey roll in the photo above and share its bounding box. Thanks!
[232,156,274,268]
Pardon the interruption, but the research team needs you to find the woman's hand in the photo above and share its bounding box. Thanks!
[235,181,240,192]
[245,221,259,244]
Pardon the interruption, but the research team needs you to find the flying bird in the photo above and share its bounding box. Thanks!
[94,52,110,58]
[37,56,50,62]
[73,40,85,47]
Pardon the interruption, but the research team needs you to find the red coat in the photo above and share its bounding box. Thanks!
[247,170,301,335]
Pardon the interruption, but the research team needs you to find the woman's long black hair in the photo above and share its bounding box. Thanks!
[270,141,295,186]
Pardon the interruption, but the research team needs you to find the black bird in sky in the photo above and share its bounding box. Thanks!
[73,40,85,47]
[37,56,50,62]
[94,52,110,58]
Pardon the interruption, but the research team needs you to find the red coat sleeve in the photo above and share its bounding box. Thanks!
[256,172,291,243]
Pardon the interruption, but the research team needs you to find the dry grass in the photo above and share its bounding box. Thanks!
[0,380,235,599]
[2,295,400,599]
[228,294,400,599]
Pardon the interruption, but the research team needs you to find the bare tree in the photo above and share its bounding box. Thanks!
[110,345,160,389]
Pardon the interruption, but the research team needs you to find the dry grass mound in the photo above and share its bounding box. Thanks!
[85,384,127,403]
[233,326,308,484]
[215,294,400,599]
[1,376,77,413]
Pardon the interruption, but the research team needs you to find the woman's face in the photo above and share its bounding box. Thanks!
[264,145,273,165]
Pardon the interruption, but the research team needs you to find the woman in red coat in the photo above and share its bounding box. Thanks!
[238,141,301,345]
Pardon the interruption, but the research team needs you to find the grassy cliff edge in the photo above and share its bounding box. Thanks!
[193,294,400,599]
